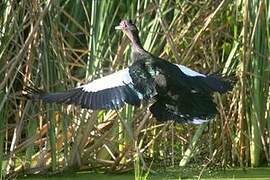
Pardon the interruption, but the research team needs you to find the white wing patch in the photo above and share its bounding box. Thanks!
[190,118,209,124]
[80,65,204,93]
[174,64,206,77]
[80,68,133,92]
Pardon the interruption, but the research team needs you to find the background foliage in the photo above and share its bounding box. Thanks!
[0,0,269,178]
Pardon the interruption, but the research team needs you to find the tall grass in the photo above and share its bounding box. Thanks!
[245,0,269,167]
[0,0,269,178]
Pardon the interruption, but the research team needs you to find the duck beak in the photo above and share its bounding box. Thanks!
[115,26,122,30]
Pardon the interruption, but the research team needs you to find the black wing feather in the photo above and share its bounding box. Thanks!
[25,85,142,110]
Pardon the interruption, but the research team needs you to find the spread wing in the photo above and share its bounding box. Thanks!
[147,63,234,124]
[26,68,143,110]
[175,64,234,94]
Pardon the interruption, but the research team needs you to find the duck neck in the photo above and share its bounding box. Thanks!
[127,31,146,54]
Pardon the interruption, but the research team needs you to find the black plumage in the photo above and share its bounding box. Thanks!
[26,20,234,124]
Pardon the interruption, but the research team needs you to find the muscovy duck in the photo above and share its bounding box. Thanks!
[26,20,233,124]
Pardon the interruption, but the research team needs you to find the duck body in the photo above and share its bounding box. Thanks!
[26,20,233,124]
[128,50,223,124]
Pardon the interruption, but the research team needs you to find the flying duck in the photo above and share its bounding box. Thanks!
[26,20,233,124]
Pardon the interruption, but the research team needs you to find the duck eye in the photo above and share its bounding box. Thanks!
[121,20,128,28]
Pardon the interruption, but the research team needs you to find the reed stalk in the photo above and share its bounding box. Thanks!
[0,92,6,178]
[248,0,269,167]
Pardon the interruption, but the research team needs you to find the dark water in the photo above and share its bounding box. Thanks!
[19,168,270,180]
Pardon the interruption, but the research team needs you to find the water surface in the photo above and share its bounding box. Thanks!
[19,167,270,180]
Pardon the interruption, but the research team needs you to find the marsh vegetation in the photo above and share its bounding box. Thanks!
[0,0,269,179]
